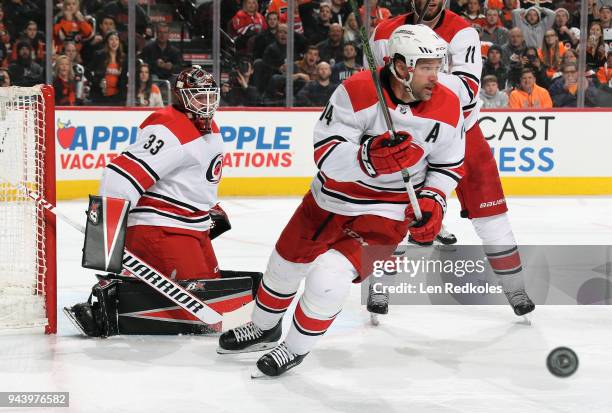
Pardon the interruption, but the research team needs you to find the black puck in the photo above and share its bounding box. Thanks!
[547,347,579,378]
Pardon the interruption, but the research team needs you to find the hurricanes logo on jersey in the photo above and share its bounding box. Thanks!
[206,153,223,183]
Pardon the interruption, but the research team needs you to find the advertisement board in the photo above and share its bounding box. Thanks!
[55,108,612,199]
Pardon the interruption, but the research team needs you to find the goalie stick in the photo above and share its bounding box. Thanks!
[2,178,223,325]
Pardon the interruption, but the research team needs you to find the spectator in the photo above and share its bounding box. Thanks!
[12,21,45,63]
[304,2,333,45]
[509,46,550,88]
[0,5,11,46]
[495,0,520,29]
[295,62,337,106]
[481,8,509,46]
[295,45,320,83]
[63,41,82,65]
[88,31,127,105]
[508,67,553,108]
[584,21,607,71]
[571,0,596,28]
[358,0,391,29]
[139,22,182,81]
[596,50,612,87]
[136,63,163,107]
[81,14,117,63]
[553,8,579,47]
[480,75,508,108]
[538,29,567,79]
[317,23,344,65]
[267,0,305,34]
[100,0,149,35]
[230,0,267,53]
[343,12,359,44]
[599,5,612,29]
[263,46,319,105]
[53,0,94,53]
[53,55,77,106]
[63,41,88,103]
[0,68,11,86]
[331,41,361,83]
[330,0,351,25]
[254,23,289,94]
[462,0,486,27]
[8,41,43,86]
[252,12,279,60]
[549,62,599,107]
[225,58,260,106]
[2,0,42,40]
[482,44,509,89]
[501,27,527,67]
[511,5,556,48]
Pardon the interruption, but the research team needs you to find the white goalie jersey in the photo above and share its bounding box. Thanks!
[310,68,465,221]
[100,106,223,232]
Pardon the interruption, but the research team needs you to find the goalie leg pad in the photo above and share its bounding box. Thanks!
[117,276,255,335]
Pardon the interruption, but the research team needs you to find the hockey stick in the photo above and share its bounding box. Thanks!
[416,0,433,24]
[348,0,422,221]
[1,178,223,324]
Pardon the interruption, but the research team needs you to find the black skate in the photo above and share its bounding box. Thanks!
[505,289,535,316]
[435,225,458,245]
[367,283,389,315]
[217,320,282,354]
[63,303,101,337]
[252,342,308,378]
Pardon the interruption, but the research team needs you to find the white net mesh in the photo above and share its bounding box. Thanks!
[0,86,48,329]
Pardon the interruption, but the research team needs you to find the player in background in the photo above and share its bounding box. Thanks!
[64,66,255,337]
[367,0,535,317]
[218,26,465,377]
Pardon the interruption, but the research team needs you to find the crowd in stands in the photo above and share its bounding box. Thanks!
[0,0,611,108]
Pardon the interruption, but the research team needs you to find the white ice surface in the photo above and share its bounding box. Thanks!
[1,196,612,413]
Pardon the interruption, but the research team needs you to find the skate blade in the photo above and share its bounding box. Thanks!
[250,367,270,379]
[216,342,278,355]
[370,313,380,326]
[62,307,88,337]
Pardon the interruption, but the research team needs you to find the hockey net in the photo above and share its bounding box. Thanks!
[0,85,56,333]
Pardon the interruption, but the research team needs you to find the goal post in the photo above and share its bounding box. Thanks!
[0,85,56,334]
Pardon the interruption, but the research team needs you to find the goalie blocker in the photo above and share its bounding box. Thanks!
[66,195,261,337]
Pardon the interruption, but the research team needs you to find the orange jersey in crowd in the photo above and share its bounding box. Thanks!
[53,18,93,50]
[267,0,311,33]
[105,62,121,96]
[538,42,567,78]
[359,5,392,28]
[596,65,612,85]
[231,10,267,37]
[508,85,553,109]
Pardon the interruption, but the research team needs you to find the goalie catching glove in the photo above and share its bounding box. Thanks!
[405,187,447,245]
[357,131,424,177]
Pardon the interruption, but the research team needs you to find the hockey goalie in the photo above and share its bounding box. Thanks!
[64,66,261,337]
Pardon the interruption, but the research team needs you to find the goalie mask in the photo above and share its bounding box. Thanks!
[387,24,447,100]
[172,66,220,133]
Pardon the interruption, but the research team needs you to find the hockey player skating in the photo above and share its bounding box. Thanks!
[64,66,260,337]
[366,0,535,318]
[218,26,466,377]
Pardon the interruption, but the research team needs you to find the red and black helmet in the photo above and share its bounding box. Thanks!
[172,65,220,119]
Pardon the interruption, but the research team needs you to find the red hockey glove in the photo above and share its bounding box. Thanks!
[405,187,447,246]
[357,131,424,177]
[209,204,231,240]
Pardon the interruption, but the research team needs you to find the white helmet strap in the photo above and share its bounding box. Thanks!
[388,57,416,101]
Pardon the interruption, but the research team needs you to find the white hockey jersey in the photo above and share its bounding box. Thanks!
[311,67,465,221]
[368,11,482,129]
[99,106,223,232]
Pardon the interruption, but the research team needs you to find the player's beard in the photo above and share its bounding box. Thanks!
[416,0,444,22]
